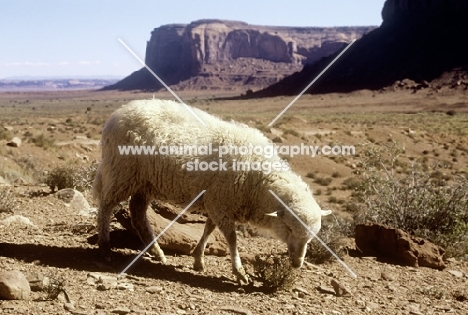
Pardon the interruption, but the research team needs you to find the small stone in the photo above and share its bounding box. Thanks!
[330,279,352,297]
[447,270,464,278]
[317,285,335,295]
[381,271,396,281]
[366,302,379,310]
[0,215,36,227]
[88,272,117,291]
[111,306,131,314]
[146,286,163,294]
[27,274,50,291]
[64,302,75,311]
[293,287,309,295]
[116,282,134,291]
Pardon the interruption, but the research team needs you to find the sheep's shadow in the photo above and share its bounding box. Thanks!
[0,241,262,293]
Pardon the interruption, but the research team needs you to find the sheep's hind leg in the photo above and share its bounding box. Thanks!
[129,192,166,263]
[218,220,249,284]
[192,217,217,272]
[97,199,118,262]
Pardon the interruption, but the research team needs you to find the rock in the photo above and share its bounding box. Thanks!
[447,270,464,278]
[330,279,352,297]
[317,285,335,295]
[27,274,50,292]
[0,175,8,186]
[87,273,118,291]
[146,286,163,294]
[114,205,227,256]
[3,126,13,131]
[116,282,134,291]
[56,188,95,216]
[106,20,375,91]
[111,307,131,314]
[381,271,397,281]
[355,224,446,270]
[254,1,468,98]
[0,270,31,300]
[0,215,37,227]
[6,137,21,148]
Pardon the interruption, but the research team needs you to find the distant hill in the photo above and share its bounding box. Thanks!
[0,78,120,91]
[251,0,468,97]
[103,20,376,92]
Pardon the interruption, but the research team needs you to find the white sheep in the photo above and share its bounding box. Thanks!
[93,99,331,283]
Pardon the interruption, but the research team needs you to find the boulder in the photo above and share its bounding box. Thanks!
[355,224,446,270]
[114,202,227,256]
[56,188,96,216]
[0,270,31,300]
[6,137,21,148]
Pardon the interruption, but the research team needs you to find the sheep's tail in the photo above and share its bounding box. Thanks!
[92,163,103,204]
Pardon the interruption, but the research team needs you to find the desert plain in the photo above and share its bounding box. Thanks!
[0,87,467,314]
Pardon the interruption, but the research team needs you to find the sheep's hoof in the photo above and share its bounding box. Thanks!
[193,259,205,272]
[234,269,249,285]
[100,249,113,263]
[148,247,167,263]
[154,255,167,264]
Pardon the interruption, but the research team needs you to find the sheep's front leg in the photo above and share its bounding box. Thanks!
[129,192,166,263]
[218,220,249,284]
[192,217,217,271]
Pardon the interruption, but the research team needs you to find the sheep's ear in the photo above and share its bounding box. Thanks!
[321,210,332,216]
[265,210,285,217]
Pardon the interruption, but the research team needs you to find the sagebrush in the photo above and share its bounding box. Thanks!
[0,187,16,213]
[350,142,468,259]
[45,163,98,192]
[252,253,298,292]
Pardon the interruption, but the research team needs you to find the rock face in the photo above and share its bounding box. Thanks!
[255,0,468,96]
[105,20,375,91]
[355,224,446,270]
[381,0,468,22]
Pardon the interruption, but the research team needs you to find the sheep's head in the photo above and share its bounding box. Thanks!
[265,189,331,268]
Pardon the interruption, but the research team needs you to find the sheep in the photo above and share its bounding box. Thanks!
[93,99,331,283]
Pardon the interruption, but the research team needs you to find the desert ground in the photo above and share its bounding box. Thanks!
[0,87,467,314]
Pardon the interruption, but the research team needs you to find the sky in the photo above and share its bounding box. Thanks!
[1,0,386,79]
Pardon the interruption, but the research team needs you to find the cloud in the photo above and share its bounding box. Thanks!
[2,62,51,67]
[58,61,70,66]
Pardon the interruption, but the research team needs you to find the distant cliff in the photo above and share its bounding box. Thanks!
[104,20,375,91]
[253,0,468,96]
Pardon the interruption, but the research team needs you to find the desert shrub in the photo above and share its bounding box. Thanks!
[314,176,332,186]
[351,142,468,259]
[252,253,297,292]
[342,177,362,190]
[307,216,350,264]
[0,129,12,141]
[45,163,98,192]
[283,128,300,137]
[272,136,282,143]
[0,187,17,213]
[31,133,56,149]
[332,171,341,178]
[43,274,69,301]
